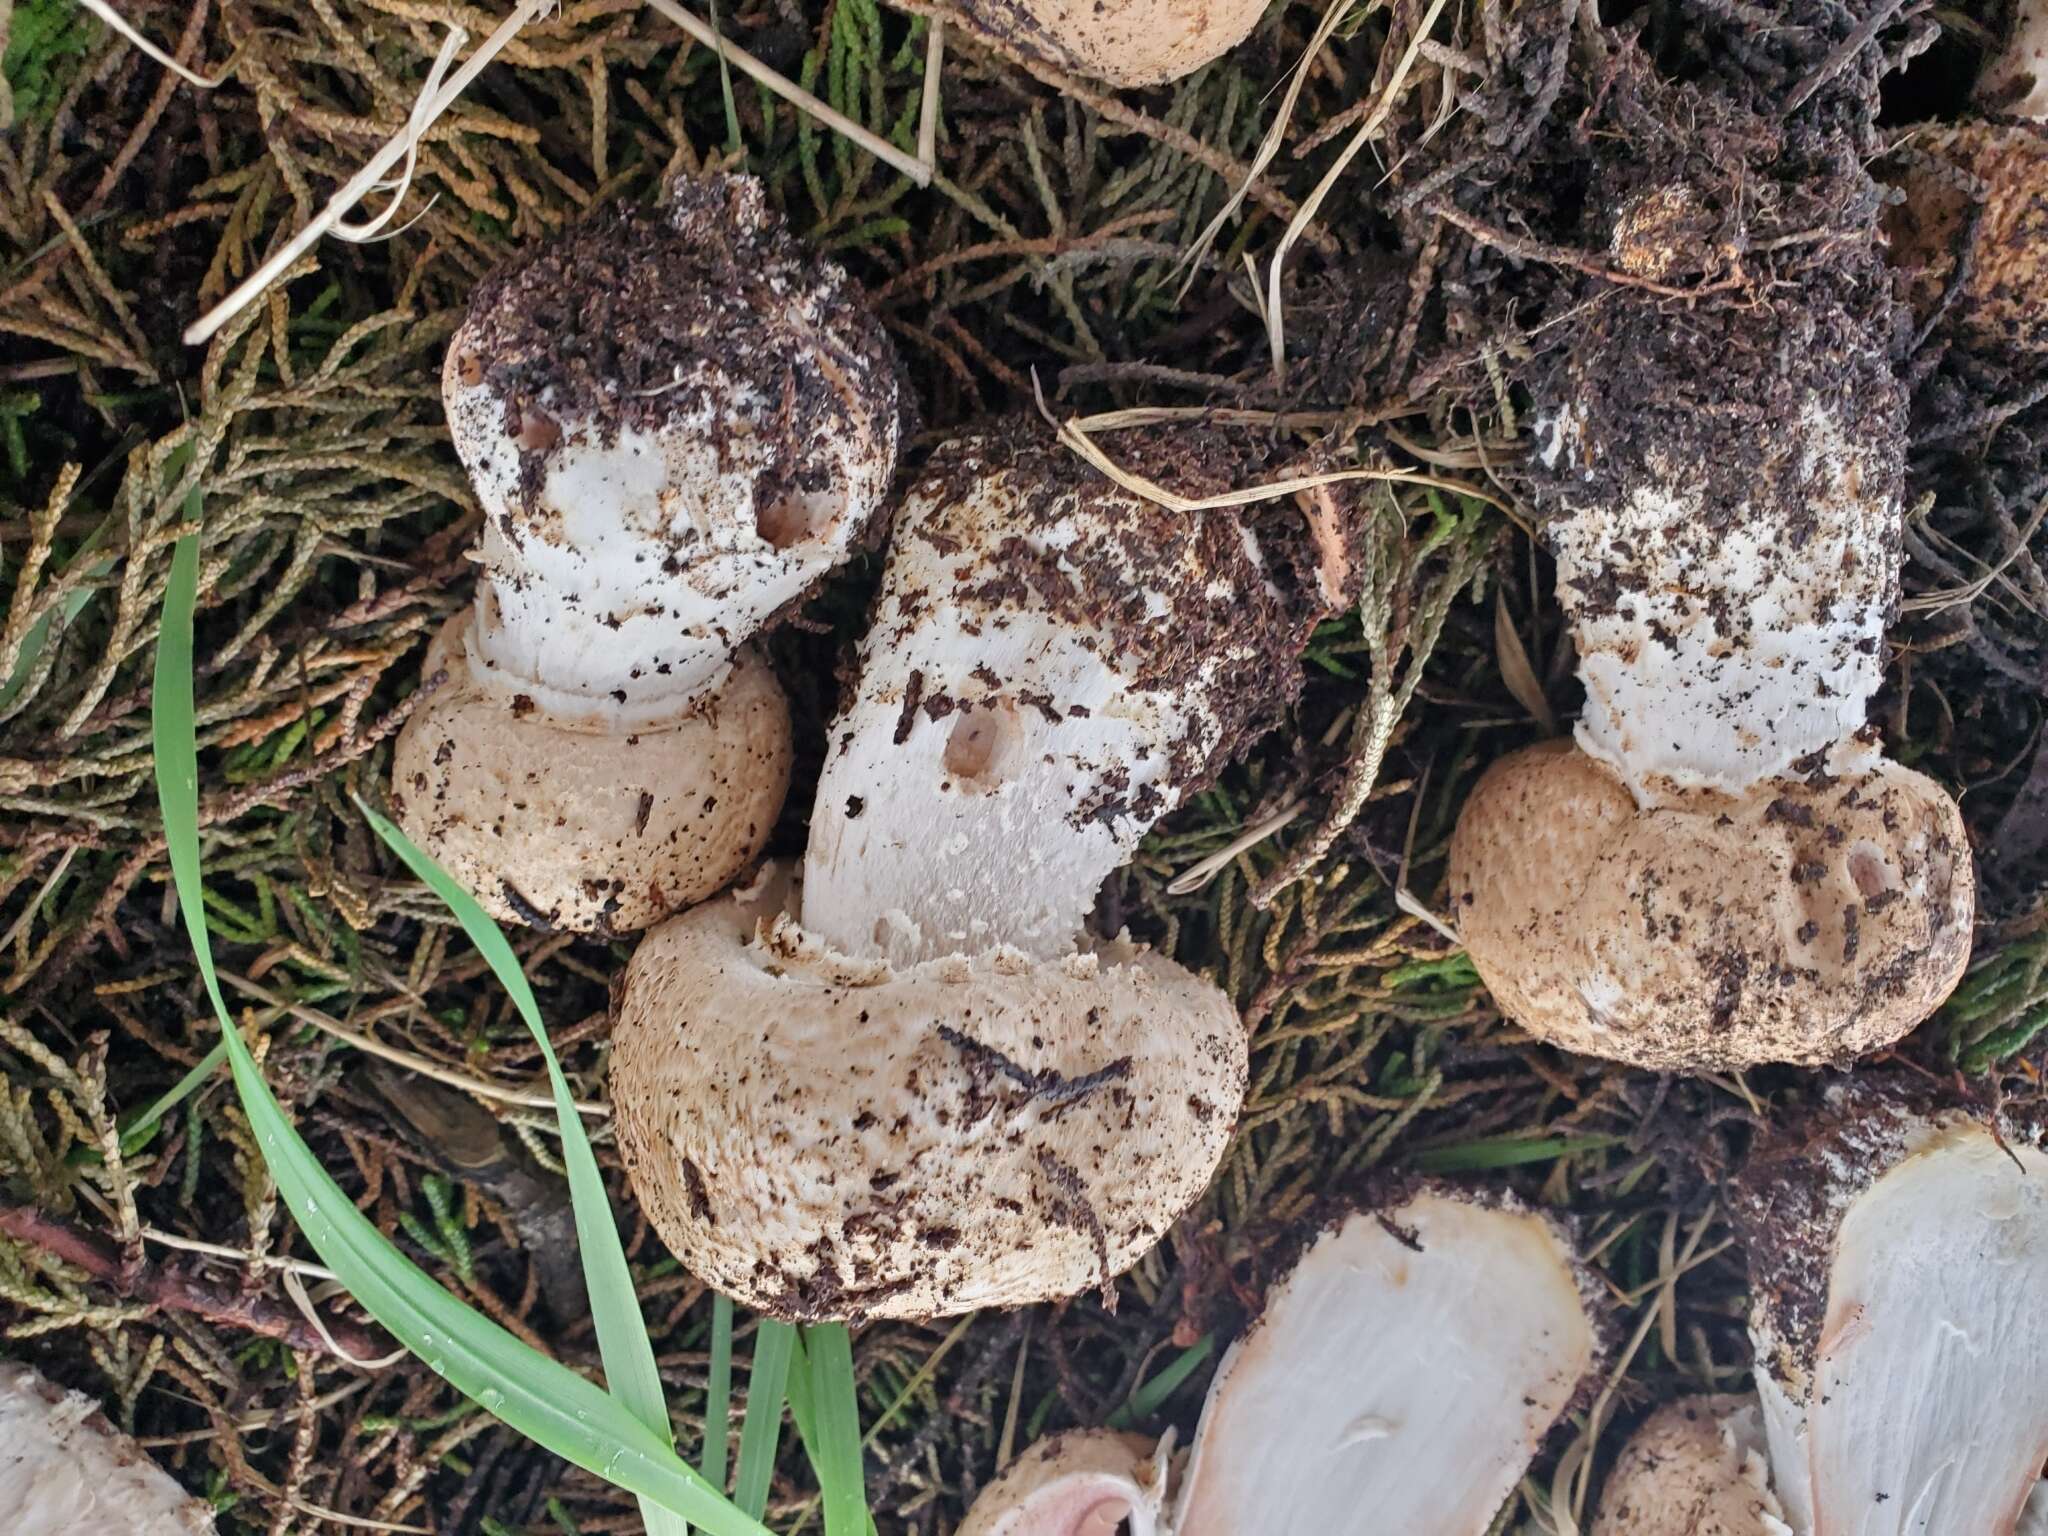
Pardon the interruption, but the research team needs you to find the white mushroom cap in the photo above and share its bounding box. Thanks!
[1736,1086,2048,1535]
[1448,739,1973,1069]
[1170,1192,1600,1536]
[960,0,1270,88]
[391,611,790,932]
[608,862,1246,1320]
[0,1361,213,1534]
[442,174,901,732]
[952,1189,1603,1536]
[1980,0,2048,118]
[1539,391,1897,803]
[1592,1396,1792,1536]
[956,1431,1167,1536]
[802,422,1345,967]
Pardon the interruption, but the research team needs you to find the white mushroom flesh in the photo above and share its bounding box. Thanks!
[1541,397,1893,803]
[1170,1194,1598,1536]
[1794,1118,2048,1535]
[802,425,1327,966]
[0,1361,214,1534]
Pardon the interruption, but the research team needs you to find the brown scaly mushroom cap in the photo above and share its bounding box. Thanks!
[1449,279,1975,1070]
[392,174,900,931]
[611,422,1349,1320]
[390,616,790,932]
[1732,1079,2048,1536]
[1448,740,1970,1070]
[1883,0,2048,363]
[954,1188,1605,1536]
[1591,1396,1791,1536]
[0,1361,214,1533]
[957,0,1271,89]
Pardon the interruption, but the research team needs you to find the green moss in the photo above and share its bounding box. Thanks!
[3,0,99,124]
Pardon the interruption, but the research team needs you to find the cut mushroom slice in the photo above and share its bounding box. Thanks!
[803,420,1346,968]
[1592,1396,1792,1536]
[1736,1084,2048,1536]
[958,0,1270,88]
[954,1189,1603,1536]
[392,613,789,932]
[955,1431,1167,1536]
[1448,741,1973,1070]
[440,173,902,730]
[1171,1193,1600,1536]
[0,1360,214,1533]
[1456,270,1975,1069]
[610,863,1246,1320]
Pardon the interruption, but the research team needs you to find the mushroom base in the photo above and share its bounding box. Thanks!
[390,612,791,934]
[609,863,1247,1321]
[1448,740,1974,1070]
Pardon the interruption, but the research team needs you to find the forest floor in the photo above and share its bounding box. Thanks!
[0,0,2044,1531]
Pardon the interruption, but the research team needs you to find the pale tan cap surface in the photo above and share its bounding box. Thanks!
[1593,1396,1790,1536]
[962,0,1270,87]
[1448,739,1973,1070]
[391,612,790,933]
[1884,122,2048,359]
[609,863,1246,1321]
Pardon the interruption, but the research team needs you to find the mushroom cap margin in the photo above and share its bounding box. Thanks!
[1447,739,1974,1070]
[390,613,790,933]
[609,863,1248,1321]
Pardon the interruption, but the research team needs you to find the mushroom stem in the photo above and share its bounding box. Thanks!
[800,421,1342,965]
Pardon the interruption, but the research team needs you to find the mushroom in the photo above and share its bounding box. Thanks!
[955,1187,1605,1535]
[609,422,1350,1319]
[1732,1080,2048,1535]
[955,1431,1169,1536]
[391,174,902,931]
[1447,280,1975,1069]
[1883,2,2048,359]
[1592,1396,1792,1536]
[1,1360,214,1533]
[957,0,1271,89]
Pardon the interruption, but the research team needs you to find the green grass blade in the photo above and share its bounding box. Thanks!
[1410,1132,1624,1173]
[735,1320,796,1520]
[1107,1334,1214,1429]
[705,1293,735,1492]
[800,1325,868,1536]
[151,530,765,1536]
[117,1037,227,1155]
[356,801,688,1536]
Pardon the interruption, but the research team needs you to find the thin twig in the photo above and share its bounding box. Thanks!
[0,1202,387,1363]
